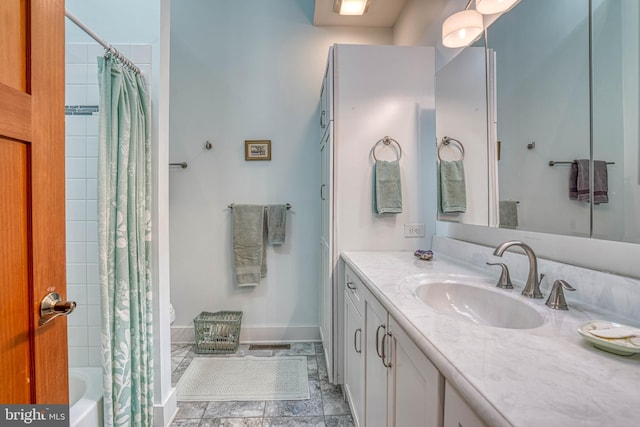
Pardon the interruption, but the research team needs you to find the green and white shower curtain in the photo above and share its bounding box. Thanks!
[97,55,153,427]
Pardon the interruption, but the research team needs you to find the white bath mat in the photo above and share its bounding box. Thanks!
[176,356,309,401]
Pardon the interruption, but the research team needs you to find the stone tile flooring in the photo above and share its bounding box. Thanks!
[171,342,354,427]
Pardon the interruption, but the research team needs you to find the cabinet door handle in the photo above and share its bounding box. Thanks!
[381,332,392,368]
[320,184,326,200]
[346,281,356,290]
[354,328,362,354]
[321,110,326,128]
[375,324,386,359]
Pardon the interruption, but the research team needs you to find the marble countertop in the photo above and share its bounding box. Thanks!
[341,250,640,427]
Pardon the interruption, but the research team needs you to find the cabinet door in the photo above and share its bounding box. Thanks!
[320,48,333,138]
[320,69,328,136]
[320,130,331,244]
[319,128,333,381]
[344,292,364,427]
[364,291,389,427]
[389,316,444,427]
[444,381,488,427]
[319,241,332,380]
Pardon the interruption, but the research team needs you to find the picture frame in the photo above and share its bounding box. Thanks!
[245,140,271,161]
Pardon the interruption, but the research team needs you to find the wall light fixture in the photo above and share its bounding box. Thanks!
[476,0,520,15]
[442,8,484,48]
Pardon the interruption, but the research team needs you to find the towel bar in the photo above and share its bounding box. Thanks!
[169,162,188,168]
[548,160,615,166]
[228,203,292,210]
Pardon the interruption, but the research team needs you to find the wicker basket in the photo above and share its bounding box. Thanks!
[194,311,242,354]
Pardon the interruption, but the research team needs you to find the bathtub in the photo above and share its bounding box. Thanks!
[69,367,104,427]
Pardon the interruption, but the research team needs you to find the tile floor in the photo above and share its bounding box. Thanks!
[171,342,354,427]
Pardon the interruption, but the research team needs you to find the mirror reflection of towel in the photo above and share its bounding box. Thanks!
[569,159,609,204]
[439,160,466,213]
[499,201,518,229]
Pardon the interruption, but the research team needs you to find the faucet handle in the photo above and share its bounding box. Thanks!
[538,273,546,285]
[545,280,576,310]
[486,262,514,289]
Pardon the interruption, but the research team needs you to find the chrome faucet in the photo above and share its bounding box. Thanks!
[492,240,544,299]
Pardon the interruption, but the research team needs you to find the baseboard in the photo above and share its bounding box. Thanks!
[171,325,321,344]
[153,386,177,427]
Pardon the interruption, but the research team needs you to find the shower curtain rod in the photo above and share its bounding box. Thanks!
[65,9,141,75]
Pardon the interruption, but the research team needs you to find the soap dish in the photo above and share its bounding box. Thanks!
[577,320,640,356]
[414,249,433,261]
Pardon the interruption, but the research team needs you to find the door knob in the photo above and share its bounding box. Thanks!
[39,292,76,326]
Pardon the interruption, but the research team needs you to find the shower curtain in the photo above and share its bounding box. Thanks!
[97,55,153,427]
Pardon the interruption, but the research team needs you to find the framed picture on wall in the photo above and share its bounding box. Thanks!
[245,140,271,161]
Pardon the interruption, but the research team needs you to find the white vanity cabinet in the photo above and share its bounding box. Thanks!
[444,381,488,427]
[344,266,365,426]
[345,265,444,427]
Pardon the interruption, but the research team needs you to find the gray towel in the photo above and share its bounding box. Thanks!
[570,159,589,201]
[499,201,518,229]
[439,160,467,213]
[592,160,609,204]
[266,205,287,245]
[232,205,266,286]
[570,159,609,204]
[374,160,402,214]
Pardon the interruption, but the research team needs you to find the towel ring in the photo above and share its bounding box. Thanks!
[437,136,465,161]
[372,136,402,161]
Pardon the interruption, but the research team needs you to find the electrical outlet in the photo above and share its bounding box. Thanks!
[404,223,425,238]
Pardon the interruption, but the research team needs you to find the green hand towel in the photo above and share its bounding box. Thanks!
[374,160,402,214]
[266,204,287,245]
[499,200,518,229]
[440,160,467,213]
[232,204,267,286]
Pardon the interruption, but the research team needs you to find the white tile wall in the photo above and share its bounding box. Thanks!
[66,43,152,368]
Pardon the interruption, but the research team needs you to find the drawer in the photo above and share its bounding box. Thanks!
[344,265,365,317]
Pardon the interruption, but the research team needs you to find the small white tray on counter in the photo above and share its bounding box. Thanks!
[578,320,640,356]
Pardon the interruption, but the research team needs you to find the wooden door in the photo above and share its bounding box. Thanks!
[0,0,68,403]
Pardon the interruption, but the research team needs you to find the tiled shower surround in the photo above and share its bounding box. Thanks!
[65,42,152,368]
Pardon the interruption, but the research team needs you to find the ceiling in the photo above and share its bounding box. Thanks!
[313,0,408,27]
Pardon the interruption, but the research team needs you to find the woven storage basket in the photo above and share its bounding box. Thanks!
[194,311,242,354]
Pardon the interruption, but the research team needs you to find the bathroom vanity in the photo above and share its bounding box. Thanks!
[341,237,640,427]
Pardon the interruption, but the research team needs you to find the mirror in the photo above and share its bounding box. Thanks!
[591,0,640,243]
[488,0,591,238]
[435,0,640,244]
[435,42,490,227]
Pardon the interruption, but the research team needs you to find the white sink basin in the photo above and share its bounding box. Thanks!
[414,280,545,329]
